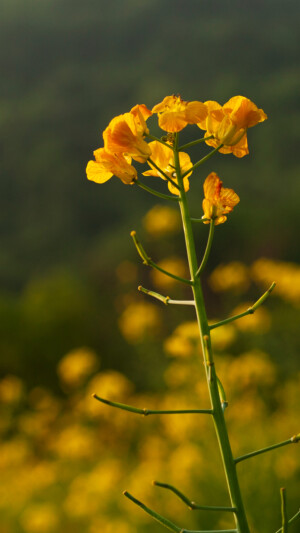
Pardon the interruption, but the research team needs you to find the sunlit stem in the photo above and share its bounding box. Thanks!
[131,231,193,285]
[179,135,214,151]
[196,220,215,277]
[138,285,195,306]
[280,488,288,533]
[235,434,300,464]
[148,157,180,190]
[181,143,223,178]
[135,179,179,202]
[93,394,213,416]
[146,133,172,149]
[153,481,236,513]
[191,217,210,223]
[275,509,300,533]
[124,491,237,533]
[209,282,276,330]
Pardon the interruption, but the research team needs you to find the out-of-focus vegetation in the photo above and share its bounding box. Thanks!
[0,0,299,531]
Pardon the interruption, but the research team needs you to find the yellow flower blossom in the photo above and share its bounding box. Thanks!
[197,96,267,157]
[20,503,58,533]
[103,111,151,163]
[0,375,23,404]
[143,140,192,194]
[152,94,207,132]
[251,258,300,306]
[202,172,240,224]
[86,148,137,185]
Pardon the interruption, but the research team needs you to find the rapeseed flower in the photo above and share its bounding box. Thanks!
[198,96,267,157]
[143,140,192,194]
[152,94,207,132]
[103,110,151,163]
[86,148,137,185]
[202,172,240,224]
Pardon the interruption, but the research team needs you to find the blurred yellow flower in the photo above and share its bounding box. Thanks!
[118,301,161,343]
[143,205,181,236]
[202,172,240,224]
[152,95,207,132]
[210,323,237,350]
[143,140,192,194]
[209,261,250,293]
[20,503,58,533]
[86,149,137,185]
[0,375,23,404]
[197,96,267,157]
[151,256,189,289]
[50,423,97,460]
[57,347,99,388]
[252,258,300,306]
[87,370,133,401]
[103,111,151,163]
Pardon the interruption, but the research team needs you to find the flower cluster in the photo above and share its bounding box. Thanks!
[87,94,267,223]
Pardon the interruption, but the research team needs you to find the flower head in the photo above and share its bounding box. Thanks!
[143,141,192,195]
[86,148,137,185]
[152,95,207,132]
[103,110,151,163]
[198,96,267,157]
[202,172,240,225]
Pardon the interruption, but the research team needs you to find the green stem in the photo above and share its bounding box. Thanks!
[178,136,214,150]
[235,434,300,464]
[196,220,215,277]
[93,394,212,415]
[153,481,236,512]
[280,488,288,533]
[181,144,223,178]
[148,157,180,190]
[135,179,179,202]
[173,133,250,533]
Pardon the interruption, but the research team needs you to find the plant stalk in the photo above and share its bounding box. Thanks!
[173,134,250,533]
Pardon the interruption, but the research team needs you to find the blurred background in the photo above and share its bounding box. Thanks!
[0,0,299,532]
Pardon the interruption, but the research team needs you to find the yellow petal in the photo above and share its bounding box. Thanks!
[86,160,112,184]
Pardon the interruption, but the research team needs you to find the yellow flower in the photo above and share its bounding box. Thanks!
[198,96,267,157]
[202,172,240,225]
[86,148,137,184]
[103,111,151,163]
[143,140,192,194]
[152,94,207,132]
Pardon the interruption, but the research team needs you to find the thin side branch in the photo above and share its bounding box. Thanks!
[178,136,214,151]
[131,231,193,285]
[196,220,215,277]
[135,179,180,202]
[275,509,300,533]
[181,144,223,178]
[153,481,236,513]
[138,285,195,306]
[124,490,237,533]
[209,282,276,330]
[235,434,300,464]
[93,394,213,416]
